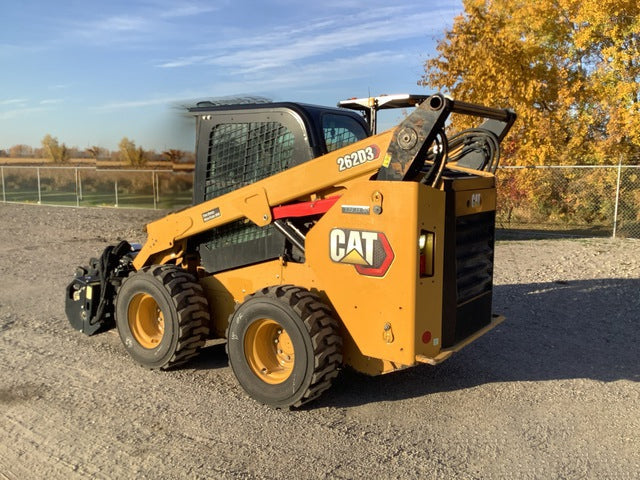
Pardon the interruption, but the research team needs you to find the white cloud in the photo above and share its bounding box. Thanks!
[0,98,28,106]
[157,55,210,68]
[156,6,456,72]
[0,98,62,120]
[64,2,220,46]
[158,3,219,18]
[93,50,408,112]
[241,51,409,90]
[94,94,193,111]
[0,106,46,121]
[100,15,149,32]
[88,3,456,113]
[72,14,152,42]
[198,50,410,95]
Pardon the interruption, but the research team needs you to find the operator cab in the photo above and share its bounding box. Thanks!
[189,101,369,205]
[188,101,369,273]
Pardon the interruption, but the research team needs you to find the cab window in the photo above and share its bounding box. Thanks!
[322,114,368,153]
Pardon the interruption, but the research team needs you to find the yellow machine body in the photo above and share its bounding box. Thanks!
[131,115,505,376]
[67,93,515,406]
[196,174,501,375]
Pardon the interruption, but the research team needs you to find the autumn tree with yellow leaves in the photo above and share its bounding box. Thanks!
[421,0,640,166]
[421,0,640,227]
[41,134,69,164]
[118,137,147,167]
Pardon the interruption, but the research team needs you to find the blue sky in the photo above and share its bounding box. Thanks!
[1,0,461,152]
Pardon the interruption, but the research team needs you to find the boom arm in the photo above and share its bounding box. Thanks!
[133,128,395,269]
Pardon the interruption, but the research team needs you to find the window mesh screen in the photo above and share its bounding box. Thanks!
[204,122,294,200]
[202,122,294,249]
[205,218,274,249]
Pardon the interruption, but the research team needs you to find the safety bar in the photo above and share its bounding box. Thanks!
[450,99,515,123]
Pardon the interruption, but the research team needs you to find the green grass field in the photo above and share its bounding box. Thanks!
[1,167,193,210]
[2,188,192,209]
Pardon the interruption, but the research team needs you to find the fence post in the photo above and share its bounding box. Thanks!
[75,168,79,207]
[612,158,622,239]
[115,178,119,207]
[152,171,157,210]
[156,172,160,208]
[37,167,42,204]
[1,166,5,203]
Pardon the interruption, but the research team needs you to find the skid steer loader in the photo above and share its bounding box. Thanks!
[65,93,515,408]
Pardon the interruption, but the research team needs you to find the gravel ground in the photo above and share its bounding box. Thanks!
[0,203,638,479]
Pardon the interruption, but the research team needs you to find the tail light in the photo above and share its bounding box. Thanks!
[419,231,435,277]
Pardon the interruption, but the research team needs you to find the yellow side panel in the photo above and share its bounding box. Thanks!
[413,186,447,359]
[302,181,445,368]
[200,260,284,337]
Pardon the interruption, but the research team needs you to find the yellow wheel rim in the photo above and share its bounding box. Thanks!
[128,293,165,349]
[244,319,294,385]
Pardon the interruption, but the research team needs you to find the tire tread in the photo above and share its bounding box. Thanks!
[117,265,210,370]
[227,284,343,408]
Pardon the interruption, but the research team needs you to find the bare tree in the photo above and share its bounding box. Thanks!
[9,144,33,158]
[162,149,184,163]
[86,145,103,161]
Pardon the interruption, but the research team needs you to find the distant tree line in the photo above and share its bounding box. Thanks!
[0,135,195,166]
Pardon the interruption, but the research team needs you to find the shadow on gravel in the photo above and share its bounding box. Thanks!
[316,278,640,409]
[496,227,612,240]
[188,342,229,370]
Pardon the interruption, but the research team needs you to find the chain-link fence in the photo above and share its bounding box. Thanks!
[1,165,639,238]
[496,165,640,238]
[0,166,192,210]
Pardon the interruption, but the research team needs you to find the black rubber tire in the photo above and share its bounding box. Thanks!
[115,265,210,370]
[226,285,343,408]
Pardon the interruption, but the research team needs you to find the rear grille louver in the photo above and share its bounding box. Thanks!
[442,208,496,348]
[455,212,495,305]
